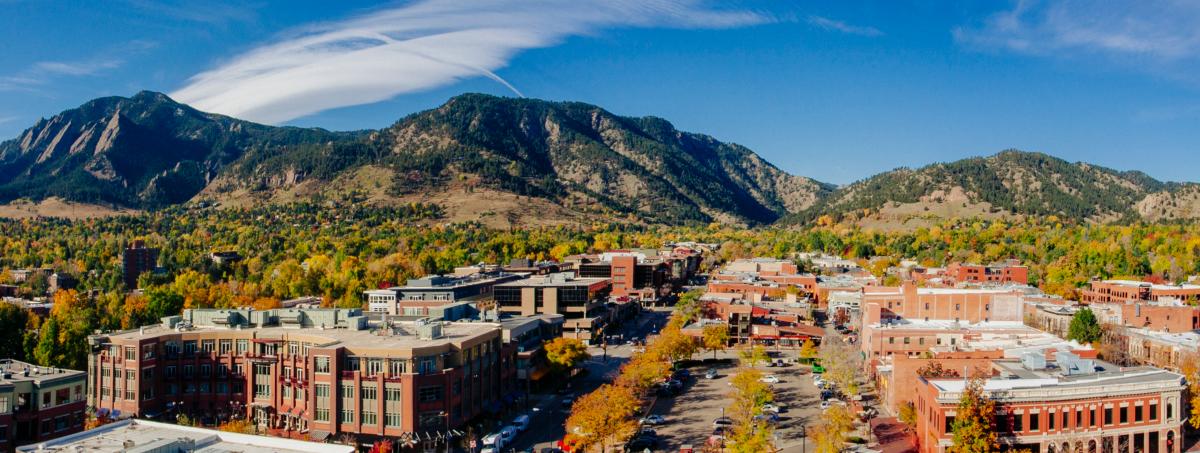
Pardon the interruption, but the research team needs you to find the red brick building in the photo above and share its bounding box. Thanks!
[914,357,1185,453]
[946,260,1029,285]
[87,308,522,450]
[0,360,86,450]
[1082,280,1200,304]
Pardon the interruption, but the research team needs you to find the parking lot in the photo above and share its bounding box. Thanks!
[644,355,824,452]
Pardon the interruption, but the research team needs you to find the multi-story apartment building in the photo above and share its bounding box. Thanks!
[0,360,86,450]
[494,273,611,343]
[1089,300,1200,334]
[946,260,1029,285]
[363,271,524,314]
[862,282,1025,325]
[122,240,159,289]
[1081,280,1200,304]
[572,251,672,299]
[86,308,520,450]
[914,355,1186,453]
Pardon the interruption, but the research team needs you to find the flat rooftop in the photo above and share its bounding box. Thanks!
[1102,279,1200,291]
[930,363,1182,394]
[103,319,499,353]
[0,359,82,385]
[17,419,354,453]
[495,274,608,287]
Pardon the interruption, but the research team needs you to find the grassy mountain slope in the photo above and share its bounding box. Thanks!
[788,150,1199,226]
[1,92,830,225]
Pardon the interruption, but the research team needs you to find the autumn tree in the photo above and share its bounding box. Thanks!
[949,371,999,453]
[740,344,769,367]
[917,361,959,378]
[810,404,855,453]
[701,324,729,359]
[799,339,818,361]
[726,368,777,453]
[217,418,256,434]
[545,337,590,374]
[565,384,639,452]
[899,401,918,432]
[616,354,669,392]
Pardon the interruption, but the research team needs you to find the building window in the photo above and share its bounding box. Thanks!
[142,344,155,359]
[1150,403,1158,421]
[1105,407,1113,425]
[183,365,194,378]
[201,340,215,353]
[183,341,197,355]
[419,386,442,402]
[200,365,211,378]
[1030,413,1039,432]
[315,408,330,422]
[1120,407,1128,424]
[314,357,331,374]
[164,366,176,378]
[1048,412,1055,430]
[1135,405,1143,422]
[1091,408,1097,427]
[386,413,402,427]
[362,411,377,426]
[340,409,354,424]
[944,416,954,434]
[1013,414,1023,432]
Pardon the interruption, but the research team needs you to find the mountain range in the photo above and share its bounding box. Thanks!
[2,91,1197,228]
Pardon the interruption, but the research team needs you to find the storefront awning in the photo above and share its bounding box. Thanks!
[309,430,331,440]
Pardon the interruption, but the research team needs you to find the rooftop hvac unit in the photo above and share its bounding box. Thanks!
[1020,352,1047,370]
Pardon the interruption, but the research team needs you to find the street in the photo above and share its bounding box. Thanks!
[507,307,672,452]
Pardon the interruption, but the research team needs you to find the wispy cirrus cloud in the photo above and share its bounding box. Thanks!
[0,40,157,92]
[955,0,1200,61]
[806,15,882,37]
[171,0,775,124]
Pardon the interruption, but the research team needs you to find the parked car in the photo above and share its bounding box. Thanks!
[482,432,505,449]
[500,426,518,444]
[625,435,657,451]
[640,415,666,425]
[512,414,531,432]
[673,369,691,380]
[819,401,833,410]
[761,403,785,414]
[753,413,781,425]
[705,368,719,379]
[712,416,734,428]
[481,448,497,453]
[760,375,780,384]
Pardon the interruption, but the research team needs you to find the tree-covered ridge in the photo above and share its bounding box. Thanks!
[788,150,1199,224]
[7,204,1200,371]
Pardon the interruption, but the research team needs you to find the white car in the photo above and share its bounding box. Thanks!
[819,401,832,410]
[482,432,504,449]
[499,426,518,444]
[760,375,780,384]
[813,377,825,387]
[640,415,666,425]
[761,403,785,414]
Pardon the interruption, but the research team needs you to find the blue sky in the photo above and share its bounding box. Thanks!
[2,1,1200,185]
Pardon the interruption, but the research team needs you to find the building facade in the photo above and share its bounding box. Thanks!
[122,240,159,289]
[87,308,520,449]
[1081,280,1200,304]
[914,358,1186,453]
[0,360,86,450]
[947,260,1029,285]
[494,273,611,343]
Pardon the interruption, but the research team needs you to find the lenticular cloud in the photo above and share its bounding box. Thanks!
[171,0,772,124]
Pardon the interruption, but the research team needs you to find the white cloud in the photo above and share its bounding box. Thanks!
[171,0,774,124]
[955,0,1200,60]
[806,15,882,37]
[0,41,156,92]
